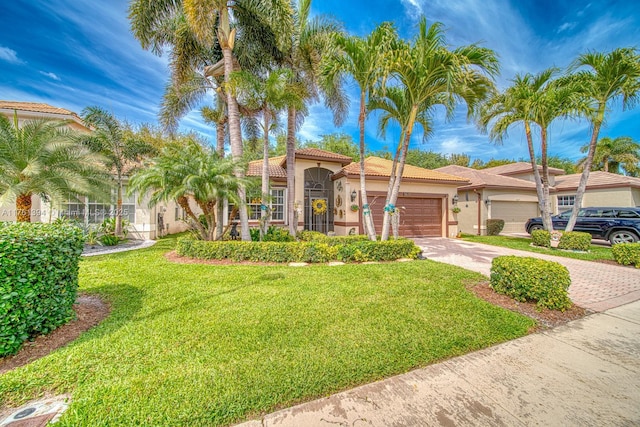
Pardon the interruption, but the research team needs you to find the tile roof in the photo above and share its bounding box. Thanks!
[482,161,566,176]
[247,156,286,178]
[435,165,539,190]
[340,157,470,183]
[294,148,353,162]
[555,171,640,191]
[0,100,78,117]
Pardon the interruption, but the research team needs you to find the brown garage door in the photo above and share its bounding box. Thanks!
[367,195,443,237]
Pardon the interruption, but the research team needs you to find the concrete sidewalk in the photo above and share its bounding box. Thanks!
[416,237,640,312]
[238,300,640,426]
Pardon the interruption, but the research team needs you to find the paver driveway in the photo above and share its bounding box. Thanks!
[414,237,640,312]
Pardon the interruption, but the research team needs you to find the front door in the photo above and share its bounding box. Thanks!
[304,167,334,233]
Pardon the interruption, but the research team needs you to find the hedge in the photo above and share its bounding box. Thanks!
[611,243,640,268]
[0,222,84,356]
[176,236,420,263]
[558,231,591,252]
[486,219,505,236]
[490,255,572,311]
[531,230,551,248]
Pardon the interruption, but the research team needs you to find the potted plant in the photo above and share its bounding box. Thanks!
[350,204,359,212]
[452,206,461,214]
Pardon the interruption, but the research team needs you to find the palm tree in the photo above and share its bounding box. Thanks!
[80,107,156,237]
[578,136,640,176]
[230,68,304,237]
[380,18,497,240]
[565,47,640,231]
[479,70,558,231]
[321,22,397,240]
[0,113,109,222]
[128,141,247,240]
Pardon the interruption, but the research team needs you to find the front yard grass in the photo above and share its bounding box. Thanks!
[0,236,534,426]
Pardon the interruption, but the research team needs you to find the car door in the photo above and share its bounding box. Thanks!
[553,209,578,230]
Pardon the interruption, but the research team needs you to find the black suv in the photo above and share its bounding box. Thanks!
[525,207,640,244]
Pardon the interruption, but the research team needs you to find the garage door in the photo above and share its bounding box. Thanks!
[368,196,443,237]
[491,201,539,234]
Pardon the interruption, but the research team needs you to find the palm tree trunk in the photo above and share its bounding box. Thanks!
[215,102,226,240]
[286,106,297,236]
[380,132,404,241]
[115,172,123,237]
[177,195,207,240]
[16,193,32,222]
[222,46,250,241]
[540,127,553,231]
[358,91,376,241]
[566,114,603,231]
[524,121,546,227]
[261,111,271,239]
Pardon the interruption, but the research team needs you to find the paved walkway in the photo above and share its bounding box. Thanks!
[236,238,640,427]
[416,237,640,313]
[81,239,156,257]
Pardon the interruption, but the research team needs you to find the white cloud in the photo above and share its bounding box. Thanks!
[39,71,60,81]
[0,46,23,64]
[557,22,576,33]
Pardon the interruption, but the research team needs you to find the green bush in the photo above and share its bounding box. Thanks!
[0,222,84,356]
[531,229,551,248]
[611,243,640,268]
[296,230,328,242]
[486,219,505,236]
[251,226,295,242]
[176,236,420,263]
[558,231,591,252]
[490,256,572,311]
[99,234,120,246]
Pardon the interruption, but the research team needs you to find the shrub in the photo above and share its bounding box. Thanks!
[531,229,551,248]
[296,230,328,242]
[558,231,591,252]
[176,236,420,263]
[611,243,640,268]
[251,226,295,242]
[0,222,84,356]
[490,256,572,311]
[99,234,120,246]
[486,219,505,236]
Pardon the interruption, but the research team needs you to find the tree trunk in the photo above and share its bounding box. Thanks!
[178,195,207,240]
[115,172,123,237]
[215,100,226,240]
[286,106,297,236]
[358,91,376,241]
[16,193,32,222]
[540,126,553,231]
[566,113,604,231]
[380,132,404,241]
[261,110,271,239]
[524,121,546,228]
[222,46,250,241]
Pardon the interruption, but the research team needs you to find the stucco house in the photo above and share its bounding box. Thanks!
[247,149,469,237]
[0,100,184,239]
[554,171,640,209]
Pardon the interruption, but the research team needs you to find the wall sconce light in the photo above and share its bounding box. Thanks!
[452,194,459,205]
[485,198,491,206]
[350,190,357,203]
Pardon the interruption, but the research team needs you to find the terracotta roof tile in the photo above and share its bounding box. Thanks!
[483,161,565,176]
[555,171,640,191]
[247,156,286,178]
[436,165,539,190]
[341,157,469,183]
[0,100,78,116]
[294,148,353,163]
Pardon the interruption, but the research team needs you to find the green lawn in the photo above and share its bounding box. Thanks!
[462,234,614,262]
[0,236,534,426]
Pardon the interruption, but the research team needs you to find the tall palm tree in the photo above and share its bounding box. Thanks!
[479,70,558,231]
[80,107,156,237]
[321,22,397,240]
[0,113,109,222]
[578,136,640,176]
[381,18,497,240]
[565,47,640,231]
[128,141,247,240]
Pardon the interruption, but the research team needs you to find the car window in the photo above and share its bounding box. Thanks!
[617,210,640,218]
[577,209,589,218]
[558,210,572,219]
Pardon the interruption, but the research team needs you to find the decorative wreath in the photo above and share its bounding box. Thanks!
[312,199,328,215]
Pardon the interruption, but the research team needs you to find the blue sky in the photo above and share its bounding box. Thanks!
[1,0,639,163]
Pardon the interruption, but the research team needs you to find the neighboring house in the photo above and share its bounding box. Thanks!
[554,171,640,210]
[0,101,185,239]
[436,165,541,234]
[247,149,469,237]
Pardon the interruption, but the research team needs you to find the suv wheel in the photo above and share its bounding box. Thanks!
[609,231,639,245]
[528,224,544,234]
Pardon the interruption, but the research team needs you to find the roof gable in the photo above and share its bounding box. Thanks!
[483,161,565,176]
[339,157,469,183]
[436,165,539,190]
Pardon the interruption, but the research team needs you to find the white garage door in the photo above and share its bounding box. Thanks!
[491,201,539,234]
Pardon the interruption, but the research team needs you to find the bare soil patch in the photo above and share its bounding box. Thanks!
[165,250,280,266]
[467,281,589,329]
[0,295,110,374]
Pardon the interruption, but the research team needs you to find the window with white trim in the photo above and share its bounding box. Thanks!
[230,188,286,221]
[557,195,575,208]
[61,188,136,224]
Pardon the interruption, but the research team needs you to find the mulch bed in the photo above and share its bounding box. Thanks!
[0,295,110,375]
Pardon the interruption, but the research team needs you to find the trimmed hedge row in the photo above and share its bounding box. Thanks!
[612,243,640,268]
[558,231,591,252]
[490,255,572,311]
[531,230,551,248]
[486,219,505,236]
[176,236,421,263]
[0,222,84,356]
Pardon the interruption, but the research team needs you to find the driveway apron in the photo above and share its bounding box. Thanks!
[414,237,640,312]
